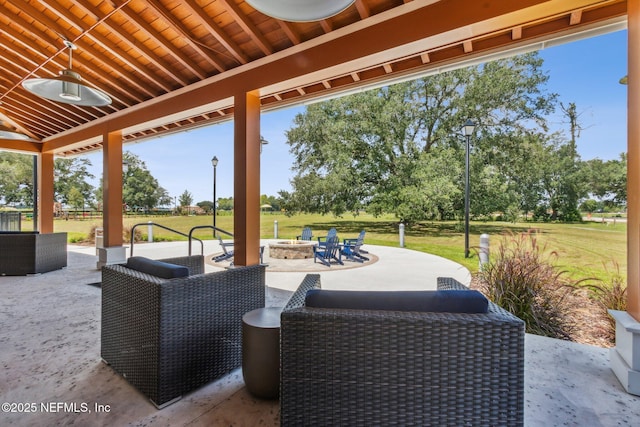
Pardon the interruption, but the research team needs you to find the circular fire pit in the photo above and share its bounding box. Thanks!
[269,241,317,259]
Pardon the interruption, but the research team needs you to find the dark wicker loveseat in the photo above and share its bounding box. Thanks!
[101,255,265,408]
[280,276,525,426]
[0,231,67,275]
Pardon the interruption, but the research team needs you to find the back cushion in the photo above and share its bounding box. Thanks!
[125,256,189,279]
[305,289,488,313]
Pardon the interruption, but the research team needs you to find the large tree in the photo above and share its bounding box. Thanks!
[95,152,170,211]
[54,157,95,206]
[583,154,627,207]
[285,52,558,221]
[0,152,33,206]
[121,152,171,211]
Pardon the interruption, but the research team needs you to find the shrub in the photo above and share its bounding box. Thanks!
[581,262,627,342]
[123,225,143,243]
[477,230,577,340]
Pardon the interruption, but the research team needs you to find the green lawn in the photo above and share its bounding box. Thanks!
[39,212,626,283]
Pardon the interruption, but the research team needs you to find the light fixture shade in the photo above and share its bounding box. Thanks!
[211,156,219,167]
[0,124,31,140]
[22,40,112,107]
[22,70,112,106]
[246,0,355,22]
[462,119,476,136]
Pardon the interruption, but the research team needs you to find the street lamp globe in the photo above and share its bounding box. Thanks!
[463,119,476,137]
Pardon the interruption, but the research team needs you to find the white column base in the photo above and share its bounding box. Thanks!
[96,246,127,270]
[609,310,640,396]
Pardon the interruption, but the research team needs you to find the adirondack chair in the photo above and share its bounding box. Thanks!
[296,227,313,241]
[313,235,343,267]
[317,227,337,247]
[213,236,265,264]
[213,235,235,262]
[341,230,369,262]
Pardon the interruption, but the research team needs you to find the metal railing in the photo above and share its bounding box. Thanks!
[187,226,233,256]
[129,222,204,257]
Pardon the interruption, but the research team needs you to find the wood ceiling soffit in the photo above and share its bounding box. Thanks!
[118,3,208,80]
[144,0,226,72]
[278,20,302,45]
[182,0,248,65]
[71,0,181,91]
[217,0,273,55]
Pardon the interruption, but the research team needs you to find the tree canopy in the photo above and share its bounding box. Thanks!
[282,52,625,222]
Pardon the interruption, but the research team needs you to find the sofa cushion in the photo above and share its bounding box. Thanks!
[125,256,189,279]
[305,289,488,313]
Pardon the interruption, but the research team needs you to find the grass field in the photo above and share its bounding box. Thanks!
[41,212,626,284]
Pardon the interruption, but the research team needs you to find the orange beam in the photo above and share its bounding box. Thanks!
[36,152,54,233]
[0,140,42,153]
[628,0,640,321]
[102,131,124,247]
[233,91,261,266]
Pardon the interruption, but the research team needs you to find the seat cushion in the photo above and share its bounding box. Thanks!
[305,289,488,313]
[125,256,189,279]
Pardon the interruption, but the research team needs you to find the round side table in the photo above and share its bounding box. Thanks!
[242,307,282,399]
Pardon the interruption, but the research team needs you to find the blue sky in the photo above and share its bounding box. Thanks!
[83,30,628,204]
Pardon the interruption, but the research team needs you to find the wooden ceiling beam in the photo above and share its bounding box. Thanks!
[354,0,371,19]
[118,4,209,80]
[183,0,249,65]
[216,0,274,55]
[71,0,185,89]
[145,0,227,72]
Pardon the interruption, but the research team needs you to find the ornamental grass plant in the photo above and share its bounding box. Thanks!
[477,230,578,340]
[581,262,627,342]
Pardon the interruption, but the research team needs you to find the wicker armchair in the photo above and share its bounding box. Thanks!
[280,276,525,426]
[101,255,265,408]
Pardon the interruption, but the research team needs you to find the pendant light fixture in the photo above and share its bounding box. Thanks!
[0,122,31,140]
[22,40,112,107]
[246,0,355,22]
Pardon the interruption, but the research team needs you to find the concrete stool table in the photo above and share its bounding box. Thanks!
[242,307,282,399]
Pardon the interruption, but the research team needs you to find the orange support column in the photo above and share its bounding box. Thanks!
[36,152,55,233]
[97,131,127,269]
[233,90,261,266]
[628,0,640,322]
[610,0,640,396]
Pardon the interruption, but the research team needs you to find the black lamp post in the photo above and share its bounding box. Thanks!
[462,119,476,258]
[211,156,218,237]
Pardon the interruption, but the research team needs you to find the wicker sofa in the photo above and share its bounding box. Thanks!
[280,276,525,426]
[101,255,265,408]
[0,231,67,275]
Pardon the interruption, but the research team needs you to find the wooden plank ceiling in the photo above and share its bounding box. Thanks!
[0,0,628,156]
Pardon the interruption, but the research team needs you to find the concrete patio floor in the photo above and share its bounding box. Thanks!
[1,241,639,426]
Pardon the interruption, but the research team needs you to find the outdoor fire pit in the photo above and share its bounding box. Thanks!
[269,240,317,259]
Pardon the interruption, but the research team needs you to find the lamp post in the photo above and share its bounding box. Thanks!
[462,119,475,258]
[211,156,218,237]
